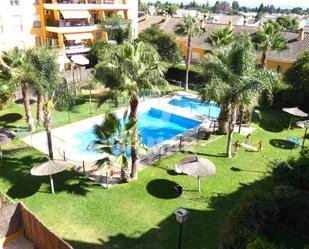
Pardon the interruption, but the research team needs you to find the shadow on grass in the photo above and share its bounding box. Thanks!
[0,113,23,124]
[253,107,290,133]
[181,150,226,158]
[146,179,181,199]
[67,178,298,249]
[0,147,101,198]
[269,139,298,150]
[230,167,266,174]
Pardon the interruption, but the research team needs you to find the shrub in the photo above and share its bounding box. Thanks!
[271,148,309,191]
[165,65,204,87]
[246,237,277,249]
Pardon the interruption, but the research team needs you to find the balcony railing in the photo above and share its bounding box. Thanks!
[46,18,99,27]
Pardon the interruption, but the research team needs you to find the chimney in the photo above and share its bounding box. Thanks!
[228,21,233,30]
[200,19,205,28]
[298,28,305,41]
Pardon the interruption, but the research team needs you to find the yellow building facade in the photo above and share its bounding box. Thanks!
[1,0,137,67]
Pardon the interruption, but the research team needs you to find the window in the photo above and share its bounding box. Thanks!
[33,21,41,28]
[10,0,20,6]
[96,31,102,40]
[276,65,282,74]
[35,37,42,46]
[11,15,22,32]
[191,52,200,60]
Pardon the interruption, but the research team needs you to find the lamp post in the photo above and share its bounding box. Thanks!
[302,120,309,148]
[174,208,189,249]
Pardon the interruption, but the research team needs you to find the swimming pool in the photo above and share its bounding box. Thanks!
[68,108,201,156]
[168,96,221,119]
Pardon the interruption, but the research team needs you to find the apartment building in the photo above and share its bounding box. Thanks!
[0,0,138,67]
[0,0,40,51]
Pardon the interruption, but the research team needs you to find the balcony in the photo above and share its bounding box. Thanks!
[65,44,91,54]
[46,19,98,33]
[43,0,129,11]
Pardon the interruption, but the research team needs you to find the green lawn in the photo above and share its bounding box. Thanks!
[0,85,182,137]
[0,107,308,249]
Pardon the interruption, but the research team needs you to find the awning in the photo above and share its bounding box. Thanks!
[63,33,93,42]
[60,10,91,19]
[70,55,89,65]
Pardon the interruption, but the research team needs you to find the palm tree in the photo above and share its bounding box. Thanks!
[174,15,206,91]
[95,41,167,180]
[207,26,234,48]
[29,47,63,159]
[252,23,288,68]
[94,111,146,181]
[199,34,276,158]
[0,48,36,131]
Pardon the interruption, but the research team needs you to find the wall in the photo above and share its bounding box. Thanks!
[0,0,39,51]
[265,60,292,74]
[176,39,208,62]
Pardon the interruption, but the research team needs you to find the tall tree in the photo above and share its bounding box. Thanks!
[199,34,276,157]
[138,24,182,64]
[232,1,239,10]
[276,16,300,31]
[94,111,147,181]
[99,14,132,44]
[29,47,63,159]
[207,26,234,48]
[0,48,36,131]
[174,15,206,91]
[284,50,309,110]
[95,41,167,180]
[252,23,287,68]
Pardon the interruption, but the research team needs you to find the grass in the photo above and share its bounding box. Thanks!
[0,107,308,249]
[0,85,182,137]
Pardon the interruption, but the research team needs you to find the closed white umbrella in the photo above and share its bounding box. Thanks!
[0,129,15,159]
[177,156,216,192]
[31,160,71,193]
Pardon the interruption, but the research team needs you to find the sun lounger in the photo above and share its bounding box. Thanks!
[240,143,258,151]
[287,137,302,146]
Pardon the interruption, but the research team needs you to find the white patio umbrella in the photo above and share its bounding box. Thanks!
[0,129,15,159]
[296,120,309,147]
[282,107,308,129]
[177,156,216,192]
[30,159,71,194]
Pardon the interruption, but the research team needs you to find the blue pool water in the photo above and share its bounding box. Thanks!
[168,97,221,119]
[71,108,201,156]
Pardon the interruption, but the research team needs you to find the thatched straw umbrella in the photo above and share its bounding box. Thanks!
[282,107,308,129]
[31,160,71,194]
[0,129,15,159]
[177,156,216,192]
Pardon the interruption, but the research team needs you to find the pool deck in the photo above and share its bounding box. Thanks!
[22,91,211,161]
[21,91,253,186]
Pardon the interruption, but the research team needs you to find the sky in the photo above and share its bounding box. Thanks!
[146,0,309,9]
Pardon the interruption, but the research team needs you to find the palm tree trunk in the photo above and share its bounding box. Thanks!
[185,33,192,91]
[37,94,43,127]
[261,50,267,68]
[129,96,139,180]
[218,104,229,135]
[21,82,35,131]
[226,104,237,158]
[43,101,54,160]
